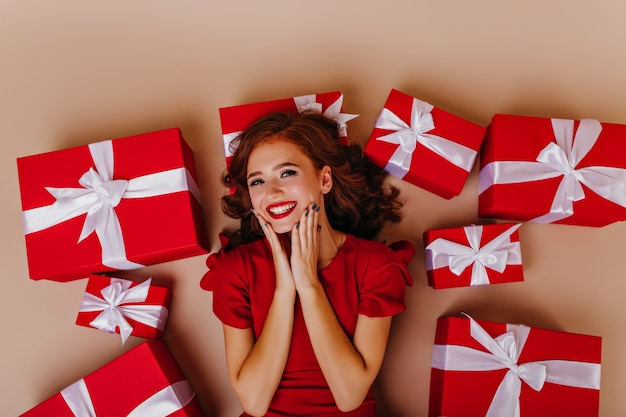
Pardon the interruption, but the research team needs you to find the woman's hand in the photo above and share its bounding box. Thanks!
[290,202,322,292]
[254,210,295,292]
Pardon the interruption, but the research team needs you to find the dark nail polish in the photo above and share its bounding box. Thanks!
[305,209,309,217]
[311,203,317,210]
[315,205,320,212]
[296,222,300,229]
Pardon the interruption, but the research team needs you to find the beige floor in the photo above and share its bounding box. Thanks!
[2,1,625,416]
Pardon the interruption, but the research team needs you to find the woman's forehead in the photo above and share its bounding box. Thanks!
[247,139,313,171]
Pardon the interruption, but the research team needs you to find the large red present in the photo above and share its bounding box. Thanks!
[17,128,209,281]
[423,223,523,289]
[219,91,358,170]
[364,89,486,199]
[76,274,171,344]
[20,340,204,416]
[478,114,626,226]
[429,314,602,417]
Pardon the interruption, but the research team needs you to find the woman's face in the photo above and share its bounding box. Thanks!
[246,139,330,234]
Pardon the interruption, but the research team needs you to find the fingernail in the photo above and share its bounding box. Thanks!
[296,222,300,229]
[315,205,320,212]
[305,209,309,217]
[311,203,317,210]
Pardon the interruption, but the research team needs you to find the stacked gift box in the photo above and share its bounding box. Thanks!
[17,128,210,415]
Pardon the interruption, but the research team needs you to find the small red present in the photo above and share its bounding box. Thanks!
[17,128,209,281]
[364,89,485,199]
[429,314,602,417]
[423,223,523,289]
[478,114,626,226]
[76,274,171,344]
[219,91,358,169]
[20,340,204,416]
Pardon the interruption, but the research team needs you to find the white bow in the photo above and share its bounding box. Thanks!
[425,224,522,286]
[479,118,626,223]
[293,93,358,137]
[79,277,168,345]
[374,97,477,180]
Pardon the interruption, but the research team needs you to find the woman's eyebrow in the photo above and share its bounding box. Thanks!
[247,162,300,180]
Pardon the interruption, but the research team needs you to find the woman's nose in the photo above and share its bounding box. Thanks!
[267,178,283,195]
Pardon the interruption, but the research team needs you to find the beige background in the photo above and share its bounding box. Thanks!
[2,1,625,416]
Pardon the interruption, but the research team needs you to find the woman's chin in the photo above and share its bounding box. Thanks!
[270,220,296,235]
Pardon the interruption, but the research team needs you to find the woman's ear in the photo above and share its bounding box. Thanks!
[320,165,333,194]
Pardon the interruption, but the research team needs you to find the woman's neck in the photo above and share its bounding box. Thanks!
[317,220,346,269]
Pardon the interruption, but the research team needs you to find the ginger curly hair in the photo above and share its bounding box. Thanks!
[221,111,402,245]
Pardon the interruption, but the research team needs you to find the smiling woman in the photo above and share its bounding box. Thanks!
[200,111,415,417]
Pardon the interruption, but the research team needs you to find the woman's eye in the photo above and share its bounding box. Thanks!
[248,178,264,187]
[281,170,297,178]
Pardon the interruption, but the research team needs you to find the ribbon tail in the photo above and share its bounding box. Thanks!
[22,192,96,235]
[531,176,575,223]
[471,262,491,286]
[60,378,97,417]
[485,370,522,417]
[96,207,144,270]
[127,380,195,417]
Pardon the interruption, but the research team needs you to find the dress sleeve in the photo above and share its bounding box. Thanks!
[210,248,253,329]
[357,240,415,318]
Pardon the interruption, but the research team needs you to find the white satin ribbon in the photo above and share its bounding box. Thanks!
[223,93,359,158]
[22,140,201,270]
[374,98,477,180]
[60,378,195,416]
[293,94,358,137]
[432,314,601,417]
[478,118,626,223]
[79,277,169,345]
[425,224,522,286]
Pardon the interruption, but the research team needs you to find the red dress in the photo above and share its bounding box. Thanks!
[205,234,413,417]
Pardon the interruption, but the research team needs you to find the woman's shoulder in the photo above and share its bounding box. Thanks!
[344,234,415,286]
[346,234,415,265]
[199,234,270,291]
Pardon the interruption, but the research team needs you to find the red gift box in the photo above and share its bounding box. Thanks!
[20,340,204,416]
[364,89,486,199]
[423,223,524,289]
[478,114,626,226]
[17,128,209,282]
[76,274,171,344]
[429,314,602,417]
[219,91,358,168]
